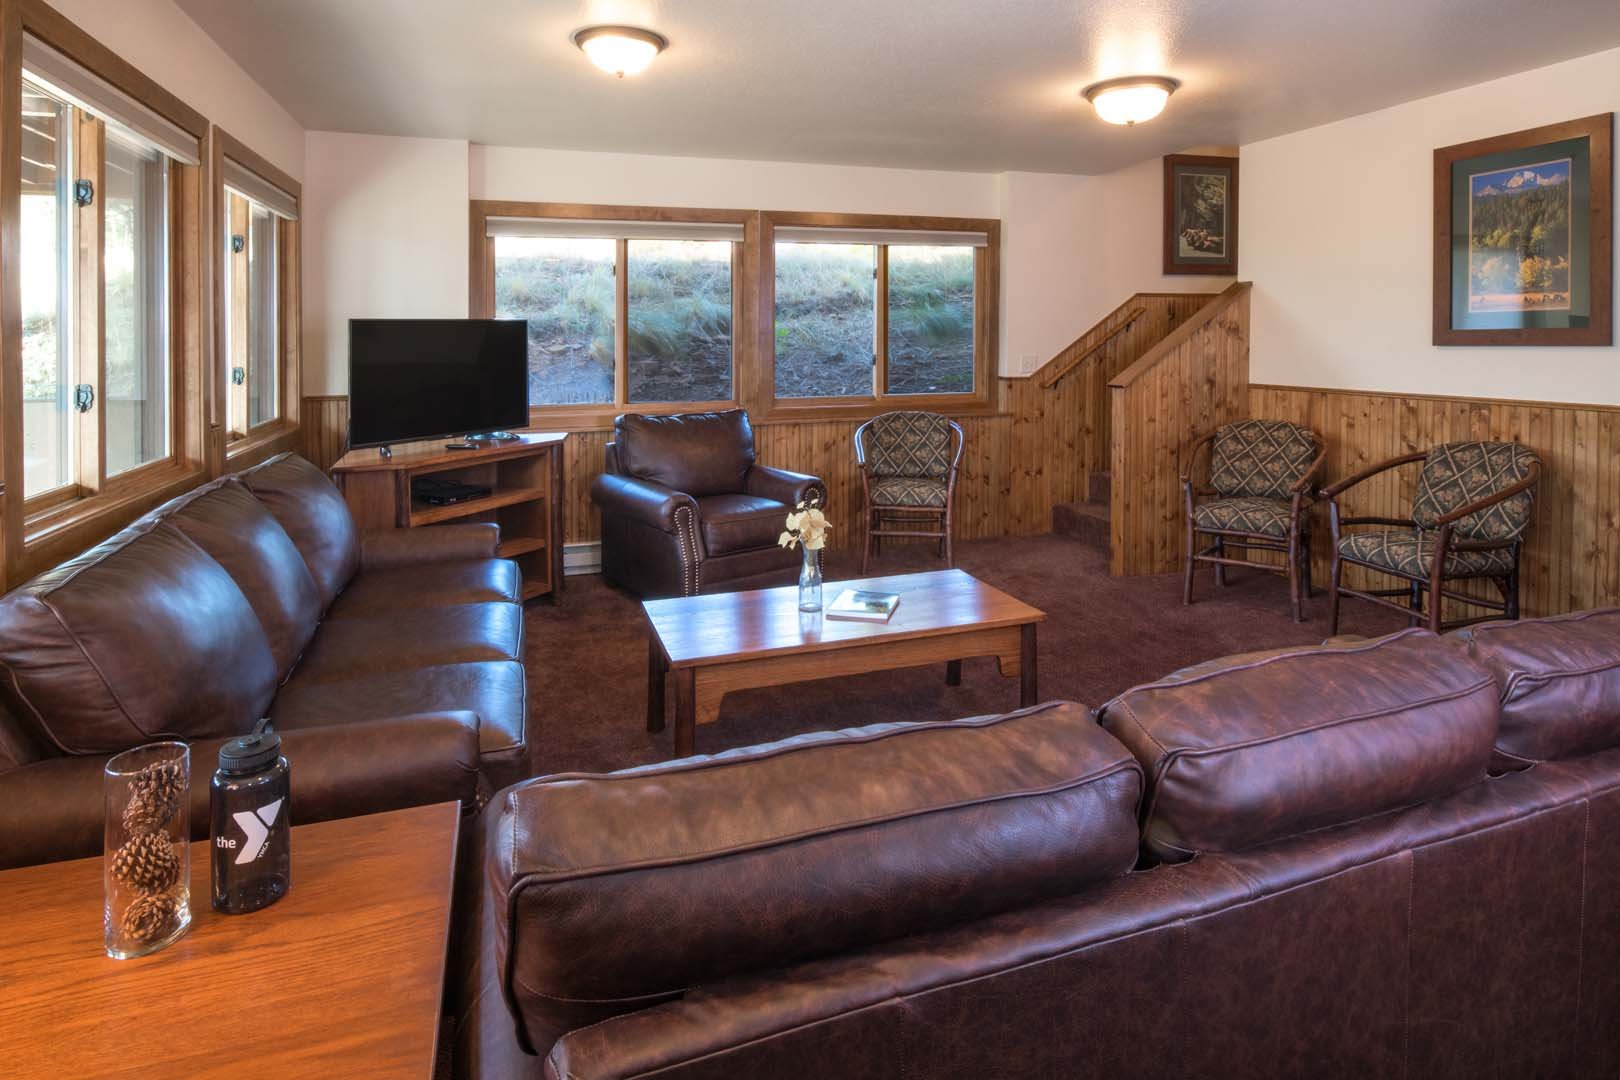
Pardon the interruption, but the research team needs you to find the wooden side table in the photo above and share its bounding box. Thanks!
[0,803,460,1079]
[332,432,567,602]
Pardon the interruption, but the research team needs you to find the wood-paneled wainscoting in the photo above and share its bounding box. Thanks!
[1250,385,1620,619]
[1108,282,1252,576]
[298,293,1214,555]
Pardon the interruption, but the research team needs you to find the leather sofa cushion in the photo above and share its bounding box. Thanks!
[696,493,787,556]
[161,477,322,679]
[1452,608,1620,769]
[271,660,527,782]
[292,603,523,684]
[327,560,521,618]
[615,409,755,497]
[0,520,278,754]
[238,453,360,611]
[1100,629,1499,860]
[487,701,1142,1055]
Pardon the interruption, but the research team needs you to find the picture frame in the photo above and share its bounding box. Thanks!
[1163,154,1238,275]
[1433,113,1612,346]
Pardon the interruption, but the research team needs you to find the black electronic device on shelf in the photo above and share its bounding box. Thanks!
[411,475,493,506]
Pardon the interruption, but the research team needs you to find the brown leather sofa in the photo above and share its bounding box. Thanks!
[0,453,530,870]
[456,607,1620,1079]
[590,409,824,598]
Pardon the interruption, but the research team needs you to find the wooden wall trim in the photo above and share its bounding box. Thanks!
[1251,383,1620,416]
[1251,384,1620,618]
[1110,281,1251,390]
[1109,286,1251,576]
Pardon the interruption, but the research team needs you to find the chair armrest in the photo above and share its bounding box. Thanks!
[360,524,501,571]
[1320,451,1426,498]
[591,473,697,533]
[0,712,482,871]
[745,464,825,508]
[1178,430,1220,485]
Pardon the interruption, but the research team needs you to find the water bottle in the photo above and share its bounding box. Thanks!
[210,719,291,914]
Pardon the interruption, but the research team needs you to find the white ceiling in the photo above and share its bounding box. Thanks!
[175,0,1620,175]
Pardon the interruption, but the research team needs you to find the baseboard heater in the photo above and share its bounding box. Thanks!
[563,542,601,577]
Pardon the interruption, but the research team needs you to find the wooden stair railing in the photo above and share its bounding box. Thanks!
[1039,306,1146,389]
[1107,281,1252,577]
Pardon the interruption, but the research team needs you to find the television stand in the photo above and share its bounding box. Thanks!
[330,432,566,602]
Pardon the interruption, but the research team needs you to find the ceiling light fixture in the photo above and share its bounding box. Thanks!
[1081,75,1180,126]
[572,25,668,78]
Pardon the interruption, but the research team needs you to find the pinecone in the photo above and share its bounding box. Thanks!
[111,832,181,893]
[120,892,183,944]
[122,758,186,833]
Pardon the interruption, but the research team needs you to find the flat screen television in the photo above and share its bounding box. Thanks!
[347,318,528,448]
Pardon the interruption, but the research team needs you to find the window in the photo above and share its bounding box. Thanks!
[20,82,71,497]
[470,204,999,425]
[773,242,875,399]
[886,244,975,395]
[770,222,989,410]
[19,51,191,507]
[216,130,300,453]
[494,235,616,406]
[481,213,743,417]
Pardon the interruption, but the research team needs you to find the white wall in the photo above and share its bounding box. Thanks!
[1089,149,1237,306]
[470,145,1000,218]
[302,134,471,395]
[46,0,303,178]
[1242,46,1620,405]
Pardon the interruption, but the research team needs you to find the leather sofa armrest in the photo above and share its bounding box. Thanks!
[591,473,697,534]
[745,464,824,508]
[0,712,483,871]
[360,524,501,571]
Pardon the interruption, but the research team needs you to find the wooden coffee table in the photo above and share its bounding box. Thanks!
[0,802,459,1079]
[643,568,1045,757]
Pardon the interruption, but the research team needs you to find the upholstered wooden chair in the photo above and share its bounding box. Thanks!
[855,411,963,574]
[1322,440,1541,633]
[1182,419,1326,622]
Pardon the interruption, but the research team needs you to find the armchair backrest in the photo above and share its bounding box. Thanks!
[613,409,755,496]
[1208,419,1319,499]
[859,411,958,480]
[1411,441,1539,542]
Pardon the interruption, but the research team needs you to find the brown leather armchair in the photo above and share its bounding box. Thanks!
[591,410,824,598]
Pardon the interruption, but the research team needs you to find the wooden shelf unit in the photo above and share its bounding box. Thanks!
[331,433,566,602]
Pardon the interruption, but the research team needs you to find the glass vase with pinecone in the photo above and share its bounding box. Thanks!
[104,742,191,959]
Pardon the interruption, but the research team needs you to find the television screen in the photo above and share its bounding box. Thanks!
[347,319,528,448]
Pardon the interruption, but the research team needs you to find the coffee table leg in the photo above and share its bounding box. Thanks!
[674,668,696,758]
[1019,624,1038,707]
[945,659,962,686]
[647,636,667,733]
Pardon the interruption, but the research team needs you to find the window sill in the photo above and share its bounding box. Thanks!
[523,400,737,434]
[225,420,300,470]
[756,392,999,425]
[22,459,207,578]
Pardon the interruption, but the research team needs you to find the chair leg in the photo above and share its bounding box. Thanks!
[1507,560,1522,620]
[1408,579,1423,628]
[1214,537,1227,586]
[1328,555,1343,635]
[1183,523,1197,606]
[1287,531,1303,623]
[861,508,873,575]
[1301,530,1314,598]
[1426,580,1443,633]
[944,512,954,568]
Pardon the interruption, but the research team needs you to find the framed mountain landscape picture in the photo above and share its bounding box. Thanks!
[1163,154,1238,275]
[1434,113,1612,345]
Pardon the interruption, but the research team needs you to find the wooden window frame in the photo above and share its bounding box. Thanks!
[470,200,748,432]
[211,126,301,472]
[2,0,209,583]
[470,202,1002,432]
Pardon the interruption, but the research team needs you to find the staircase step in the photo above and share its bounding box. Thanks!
[1088,470,1112,504]
[1052,500,1110,553]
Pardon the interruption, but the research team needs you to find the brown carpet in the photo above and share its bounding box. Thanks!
[523,533,1408,775]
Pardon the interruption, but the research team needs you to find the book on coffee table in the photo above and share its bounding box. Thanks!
[825,588,901,622]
